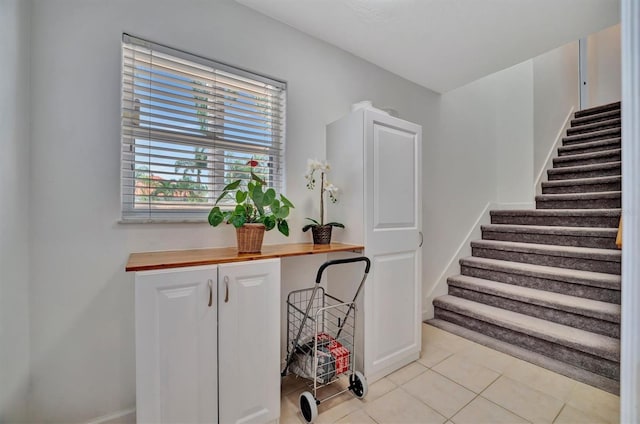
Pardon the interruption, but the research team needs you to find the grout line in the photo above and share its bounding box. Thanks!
[551,403,568,424]
[478,395,534,423]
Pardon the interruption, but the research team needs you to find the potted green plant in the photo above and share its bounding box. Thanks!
[302,159,344,244]
[208,161,294,253]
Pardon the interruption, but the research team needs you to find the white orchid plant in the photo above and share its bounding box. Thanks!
[302,159,345,232]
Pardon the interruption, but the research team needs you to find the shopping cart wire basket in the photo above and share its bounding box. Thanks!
[281,256,371,423]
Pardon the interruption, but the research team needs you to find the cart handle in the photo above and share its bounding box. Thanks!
[315,256,371,284]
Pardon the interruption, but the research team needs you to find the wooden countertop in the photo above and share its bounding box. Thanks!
[126,242,365,272]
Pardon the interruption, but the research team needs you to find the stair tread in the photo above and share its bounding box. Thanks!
[425,319,620,395]
[542,176,621,187]
[434,295,620,361]
[482,224,617,237]
[558,137,621,153]
[447,275,620,322]
[574,102,621,118]
[567,118,621,134]
[563,128,621,144]
[471,239,621,261]
[491,208,621,217]
[460,256,621,289]
[536,191,621,201]
[554,148,621,162]
[547,161,621,174]
[571,110,620,128]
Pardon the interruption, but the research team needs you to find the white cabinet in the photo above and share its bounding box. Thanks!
[218,259,280,424]
[327,109,422,382]
[135,259,280,424]
[135,265,218,424]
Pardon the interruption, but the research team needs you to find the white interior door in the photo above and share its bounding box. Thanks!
[135,266,218,424]
[364,110,422,380]
[218,259,280,424]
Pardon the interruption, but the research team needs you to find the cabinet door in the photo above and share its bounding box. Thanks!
[364,110,422,380]
[218,259,280,424]
[135,266,217,424]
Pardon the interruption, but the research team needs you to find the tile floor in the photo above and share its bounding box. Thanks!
[280,323,620,424]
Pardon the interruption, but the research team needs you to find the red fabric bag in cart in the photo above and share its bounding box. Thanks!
[317,333,350,375]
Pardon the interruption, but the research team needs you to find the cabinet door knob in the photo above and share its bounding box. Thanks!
[419,231,424,247]
[208,279,213,307]
[224,276,230,303]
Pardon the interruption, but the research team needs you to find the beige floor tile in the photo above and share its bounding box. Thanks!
[553,404,610,424]
[423,326,479,353]
[503,359,577,402]
[334,409,377,424]
[482,376,564,424]
[456,344,517,374]
[282,374,311,396]
[364,388,447,424]
[451,397,530,424]
[565,381,620,424]
[359,376,397,404]
[280,395,307,424]
[386,361,428,386]
[316,398,363,424]
[285,378,354,419]
[432,354,500,393]
[418,342,455,368]
[402,369,476,418]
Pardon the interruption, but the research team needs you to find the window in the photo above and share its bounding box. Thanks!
[121,34,286,221]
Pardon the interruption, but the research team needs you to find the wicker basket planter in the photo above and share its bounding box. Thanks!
[311,225,333,245]
[236,223,266,253]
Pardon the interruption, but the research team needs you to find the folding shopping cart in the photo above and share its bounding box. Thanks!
[281,257,371,423]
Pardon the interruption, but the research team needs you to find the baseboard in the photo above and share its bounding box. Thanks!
[85,408,136,424]
[534,106,575,196]
[422,201,534,321]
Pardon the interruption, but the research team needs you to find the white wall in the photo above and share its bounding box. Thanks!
[0,0,31,421]
[422,61,535,318]
[27,0,439,421]
[496,62,534,203]
[533,42,580,180]
[588,24,622,107]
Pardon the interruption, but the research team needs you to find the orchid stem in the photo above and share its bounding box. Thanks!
[320,171,325,226]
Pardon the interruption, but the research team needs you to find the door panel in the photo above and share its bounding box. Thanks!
[370,251,420,368]
[366,111,421,253]
[373,124,416,230]
[364,110,422,379]
[135,266,217,424]
[218,259,280,424]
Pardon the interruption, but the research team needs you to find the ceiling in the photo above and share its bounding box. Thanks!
[235,0,619,93]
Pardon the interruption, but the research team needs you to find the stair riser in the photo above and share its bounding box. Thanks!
[433,308,619,380]
[542,181,621,194]
[567,121,620,136]
[491,214,620,228]
[536,198,621,209]
[482,230,618,250]
[460,264,620,303]
[558,140,621,156]
[548,166,621,181]
[447,286,620,338]
[571,110,620,127]
[563,129,621,146]
[471,247,621,274]
[553,153,621,168]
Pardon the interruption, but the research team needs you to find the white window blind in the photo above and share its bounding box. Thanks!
[121,34,286,221]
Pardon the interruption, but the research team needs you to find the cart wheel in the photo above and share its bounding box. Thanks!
[299,391,318,423]
[349,371,368,399]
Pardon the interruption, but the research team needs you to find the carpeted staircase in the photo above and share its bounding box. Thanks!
[428,101,622,394]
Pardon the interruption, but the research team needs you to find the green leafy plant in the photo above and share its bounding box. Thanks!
[302,159,345,232]
[208,162,294,236]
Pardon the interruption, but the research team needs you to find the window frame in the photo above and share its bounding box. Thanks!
[120,34,287,223]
